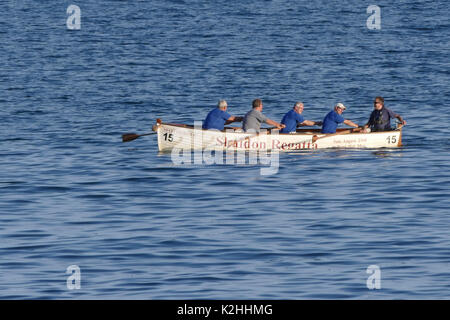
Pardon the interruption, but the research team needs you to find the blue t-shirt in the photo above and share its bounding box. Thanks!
[202,108,231,130]
[280,109,305,133]
[321,110,345,133]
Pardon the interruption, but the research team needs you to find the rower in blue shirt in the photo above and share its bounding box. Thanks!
[280,102,322,133]
[321,103,359,133]
[202,100,243,131]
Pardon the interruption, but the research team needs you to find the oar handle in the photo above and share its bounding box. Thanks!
[312,129,353,143]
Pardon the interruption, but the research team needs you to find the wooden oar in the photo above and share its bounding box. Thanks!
[312,128,361,143]
[122,132,156,142]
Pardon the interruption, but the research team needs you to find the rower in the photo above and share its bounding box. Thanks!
[280,102,322,133]
[202,100,243,131]
[362,96,406,132]
[321,103,359,134]
[242,99,285,132]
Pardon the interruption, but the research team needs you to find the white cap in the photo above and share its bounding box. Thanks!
[335,103,346,110]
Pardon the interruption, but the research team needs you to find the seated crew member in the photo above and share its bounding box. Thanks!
[202,100,243,130]
[362,96,406,132]
[321,103,359,134]
[280,101,322,133]
[242,98,285,132]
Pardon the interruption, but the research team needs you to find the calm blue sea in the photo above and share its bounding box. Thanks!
[1,0,449,299]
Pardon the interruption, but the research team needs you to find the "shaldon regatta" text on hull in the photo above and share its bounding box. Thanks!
[216,137,318,150]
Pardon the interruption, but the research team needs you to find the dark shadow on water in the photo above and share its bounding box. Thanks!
[372,148,405,158]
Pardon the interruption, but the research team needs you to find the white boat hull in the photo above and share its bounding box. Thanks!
[153,121,403,152]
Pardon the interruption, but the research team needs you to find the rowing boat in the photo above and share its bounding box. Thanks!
[152,119,403,152]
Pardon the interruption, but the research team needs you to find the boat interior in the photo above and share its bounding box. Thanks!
[155,119,402,135]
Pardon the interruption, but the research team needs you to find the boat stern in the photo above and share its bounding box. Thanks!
[396,123,404,147]
[153,118,163,151]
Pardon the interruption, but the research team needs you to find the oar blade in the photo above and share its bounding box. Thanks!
[122,133,140,142]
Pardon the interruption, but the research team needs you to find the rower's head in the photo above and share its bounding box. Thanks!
[334,103,346,115]
[374,96,384,110]
[293,102,304,114]
[217,99,228,111]
[252,98,263,111]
